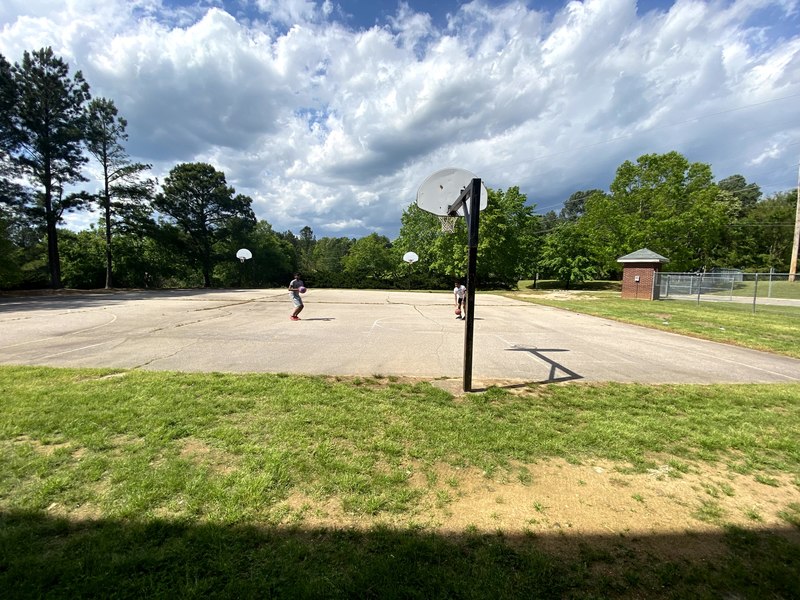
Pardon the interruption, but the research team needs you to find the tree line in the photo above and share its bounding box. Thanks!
[1,47,796,292]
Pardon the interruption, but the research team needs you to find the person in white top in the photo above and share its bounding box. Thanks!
[288,273,305,320]
[453,280,466,320]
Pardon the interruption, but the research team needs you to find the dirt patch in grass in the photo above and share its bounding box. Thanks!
[179,438,239,475]
[280,492,375,528]
[274,457,800,560]
[426,458,800,557]
[14,435,73,456]
[46,499,105,521]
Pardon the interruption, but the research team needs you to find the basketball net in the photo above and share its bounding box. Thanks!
[438,215,457,233]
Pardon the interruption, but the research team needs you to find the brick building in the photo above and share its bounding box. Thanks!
[617,248,669,300]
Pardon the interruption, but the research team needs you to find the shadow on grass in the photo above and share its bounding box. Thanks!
[2,510,798,598]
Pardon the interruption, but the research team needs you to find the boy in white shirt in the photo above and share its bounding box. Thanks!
[289,273,305,320]
[453,280,466,320]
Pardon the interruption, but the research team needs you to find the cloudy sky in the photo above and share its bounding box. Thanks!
[1,0,799,239]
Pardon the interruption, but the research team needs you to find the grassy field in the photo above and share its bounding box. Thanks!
[510,280,800,359]
[2,366,799,598]
[674,278,800,301]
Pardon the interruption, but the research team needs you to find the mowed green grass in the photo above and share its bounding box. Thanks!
[511,281,800,359]
[2,366,800,598]
[731,280,799,300]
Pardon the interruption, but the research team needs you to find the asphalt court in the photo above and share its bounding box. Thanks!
[1,288,799,386]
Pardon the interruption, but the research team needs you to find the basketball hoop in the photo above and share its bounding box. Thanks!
[415,169,487,393]
[416,168,487,236]
[438,215,458,233]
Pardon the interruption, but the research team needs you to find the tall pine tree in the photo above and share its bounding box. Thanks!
[11,47,91,288]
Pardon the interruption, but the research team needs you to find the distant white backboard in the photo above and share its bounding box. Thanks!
[236,248,252,262]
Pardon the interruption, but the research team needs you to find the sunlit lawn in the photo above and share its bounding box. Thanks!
[510,280,800,359]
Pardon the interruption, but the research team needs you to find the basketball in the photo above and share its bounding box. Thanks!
[455,307,462,316]
[299,286,307,294]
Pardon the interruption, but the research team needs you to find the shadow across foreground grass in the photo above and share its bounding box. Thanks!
[2,510,799,599]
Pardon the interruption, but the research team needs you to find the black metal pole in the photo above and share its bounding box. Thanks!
[463,178,481,392]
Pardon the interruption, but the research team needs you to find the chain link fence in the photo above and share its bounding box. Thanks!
[655,271,800,317]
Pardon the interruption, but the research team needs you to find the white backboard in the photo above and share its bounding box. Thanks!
[416,168,488,216]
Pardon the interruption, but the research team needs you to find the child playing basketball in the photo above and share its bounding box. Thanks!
[289,273,304,320]
[453,280,466,320]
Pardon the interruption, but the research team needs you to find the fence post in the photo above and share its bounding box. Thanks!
[697,273,703,305]
[753,273,759,314]
[768,268,774,298]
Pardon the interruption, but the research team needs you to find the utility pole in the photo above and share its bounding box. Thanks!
[791,161,800,282]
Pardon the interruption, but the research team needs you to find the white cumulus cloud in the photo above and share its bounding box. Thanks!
[1,0,798,237]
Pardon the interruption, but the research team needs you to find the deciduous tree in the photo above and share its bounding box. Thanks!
[583,152,727,273]
[394,204,441,272]
[154,163,255,287]
[476,187,541,286]
[540,222,596,289]
[718,174,761,217]
[343,233,393,280]
[312,237,353,273]
[395,188,542,286]
[297,225,316,272]
[736,190,796,271]
[559,189,601,222]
